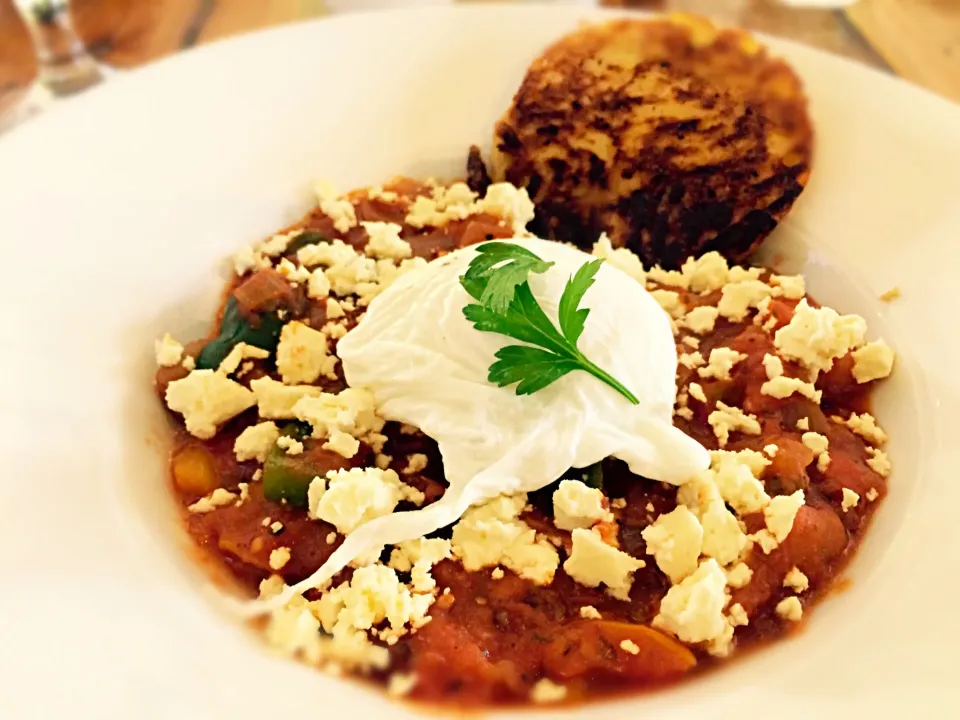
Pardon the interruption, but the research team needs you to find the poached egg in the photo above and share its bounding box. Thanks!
[283,237,708,597]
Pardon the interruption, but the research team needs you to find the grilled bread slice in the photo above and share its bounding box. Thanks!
[490,15,813,268]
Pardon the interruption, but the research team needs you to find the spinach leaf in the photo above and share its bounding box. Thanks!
[195,296,283,370]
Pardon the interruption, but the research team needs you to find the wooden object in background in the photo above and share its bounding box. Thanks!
[845,0,960,103]
[1,0,958,112]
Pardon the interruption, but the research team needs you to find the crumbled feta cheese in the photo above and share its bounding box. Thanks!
[683,305,720,334]
[763,353,784,380]
[592,233,645,283]
[260,575,389,671]
[728,603,749,627]
[708,402,761,447]
[277,435,304,455]
[647,265,689,289]
[218,342,270,376]
[322,430,360,459]
[817,452,831,472]
[851,340,895,383]
[270,521,284,534]
[362,221,412,260]
[563,528,644,600]
[314,180,358,233]
[308,268,331,299]
[326,298,346,320]
[776,596,803,622]
[711,452,770,514]
[763,444,779,457]
[154,333,184,367]
[774,299,866,375]
[234,421,280,463]
[491,567,505,580]
[187,487,238,513]
[841,412,887,446]
[764,490,805,544]
[866,487,880,502]
[293,388,385,441]
[276,321,330,385]
[402,453,428,475]
[388,538,452,593]
[770,274,805,299]
[801,432,829,456]
[276,258,311,284]
[552,480,613,531]
[579,605,602,620]
[530,678,567,704]
[784,567,809,593]
[308,467,423,534]
[232,245,271,276]
[250,376,323,419]
[682,336,701,349]
[761,375,822,403]
[700,502,750,566]
[796,417,810,431]
[642,505,703,584]
[698,347,746,381]
[679,351,705,370]
[269,547,292,570]
[717,280,772,321]
[725,562,753,589]
[323,321,348,341]
[651,289,685,319]
[477,183,536,233]
[298,238,358,268]
[711,448,771,477]
[681,252,729,293]
[166,370,256,439]
[653,559,729,644]
[316,564,434,647]
[620,639,641,655]
[688,382,707,403]
[866,447,892,477]
[675,407,694,421]
[259,229,302,257]
[452,494,559,585]
[841,487,860,512]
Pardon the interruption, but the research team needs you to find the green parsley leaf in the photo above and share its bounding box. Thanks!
[459,242,554,315]
[460,243,639,404]
[558,258,601,344]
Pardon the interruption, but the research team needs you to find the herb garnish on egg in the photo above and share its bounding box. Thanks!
[460,242,640,403]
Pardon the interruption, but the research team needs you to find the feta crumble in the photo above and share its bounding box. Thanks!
[784,567,810,593]
[187,487,238,513]
[641,505,703,584]
[563,528,644,601]
[276,321,330,385]
[775,596,803,622]
[552,480,613,531]
[166,370,256,439]
[234,421,280,463]
[851,340,895,383]
[653,559,729,644]
[154,333,184,367]
[774,299,866,375]
[708,402,761,447]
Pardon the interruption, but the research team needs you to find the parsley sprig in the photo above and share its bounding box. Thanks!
[460,242,639,403]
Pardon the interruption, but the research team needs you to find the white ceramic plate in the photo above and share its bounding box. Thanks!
[2,4,958,718]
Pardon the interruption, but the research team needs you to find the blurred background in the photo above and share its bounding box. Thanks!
[1,0,958,131]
